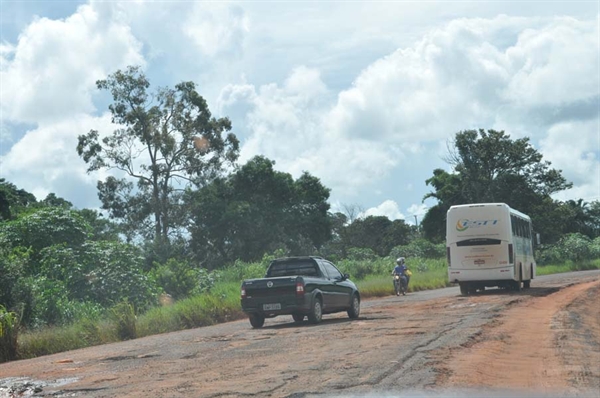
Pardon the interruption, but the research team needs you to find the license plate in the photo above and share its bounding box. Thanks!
[263,303,281,311]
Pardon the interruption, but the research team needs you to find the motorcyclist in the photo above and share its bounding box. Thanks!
[393,257,407,275]
[392,257,411,291]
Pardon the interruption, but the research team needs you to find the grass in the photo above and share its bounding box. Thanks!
[536,259,600,276]
[11,258,600,362]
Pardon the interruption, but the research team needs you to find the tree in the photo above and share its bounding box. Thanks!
[39,193,73,209]
[422,129,572,243]
[0,207,91,270]
[187,156,331,268]
[77,66,239,244]
[343,216,413,257]
[0,179,37,221]
[585,201,600,238]
[446,130,571,203]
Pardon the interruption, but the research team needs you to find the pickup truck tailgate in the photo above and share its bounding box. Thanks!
[242,277,304,313]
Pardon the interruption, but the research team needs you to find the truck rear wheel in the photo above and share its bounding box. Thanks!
[249,313,265,328]
[307,297,322,324]
[459,283,469,296]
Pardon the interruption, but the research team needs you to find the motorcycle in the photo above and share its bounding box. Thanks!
[393,274,408,296]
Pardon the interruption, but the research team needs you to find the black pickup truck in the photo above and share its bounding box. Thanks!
[240,256,361,328]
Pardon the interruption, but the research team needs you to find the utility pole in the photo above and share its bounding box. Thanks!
[414,215,420,236]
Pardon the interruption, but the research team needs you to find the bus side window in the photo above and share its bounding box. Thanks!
[511,215,516,236]
[518,219,523,237]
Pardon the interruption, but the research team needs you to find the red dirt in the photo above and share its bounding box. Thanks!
[436,280,600,395]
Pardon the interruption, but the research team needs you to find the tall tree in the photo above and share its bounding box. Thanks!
[423,129,572,242]
[77,66,239,243]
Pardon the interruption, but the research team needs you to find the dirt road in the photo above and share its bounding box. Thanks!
[1,270,599,398]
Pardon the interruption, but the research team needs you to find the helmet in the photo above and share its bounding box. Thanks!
[396,257,405,265]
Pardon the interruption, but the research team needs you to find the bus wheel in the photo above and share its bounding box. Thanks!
[513,278,522,292]
[459,283,469,296]
[523,280,530,289]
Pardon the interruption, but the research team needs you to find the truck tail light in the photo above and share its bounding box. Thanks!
[508,244,514,264]
[296,281,305,297]
[447,247,451,267]
[241,286,247,299]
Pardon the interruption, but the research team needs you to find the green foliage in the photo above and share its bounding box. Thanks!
[0,305,19,363]
[0,178,37,221]
[390,238,445,260]
[197,267,219,293]
[151,259,199,300]
[0,208,91,267]
[216,258,269,283]
[187,156,331,268]
[39,241,159,311]
[335,256,390,280]
[28,277,72,327]
[9,276,103,329]
[346,247,378,261]
[77,66,240,243]
[0,247,30,311]
[110,301,137,341]
[342,216,414,257]
[536,233,598,265]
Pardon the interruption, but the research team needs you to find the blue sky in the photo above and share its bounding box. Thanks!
[1,1,599,223]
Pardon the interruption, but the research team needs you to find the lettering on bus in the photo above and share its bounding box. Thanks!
[456,219,498,232]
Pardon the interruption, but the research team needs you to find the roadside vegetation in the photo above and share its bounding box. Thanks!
[1,67,599,363]
[13,239,600,361]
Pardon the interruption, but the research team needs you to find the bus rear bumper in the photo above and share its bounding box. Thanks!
[448,266,514,283]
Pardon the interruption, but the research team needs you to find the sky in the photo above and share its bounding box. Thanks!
[0,0,599,225]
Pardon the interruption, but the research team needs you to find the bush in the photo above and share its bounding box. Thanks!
[110,301,136,341]
[151,259,198,300]
[346,247,378,261]
[217,259,268,283]
[390,239,445,260]
[336,257,390,280]
[537,233,597,265]
[0,305,19,363]
[40,241,159,311]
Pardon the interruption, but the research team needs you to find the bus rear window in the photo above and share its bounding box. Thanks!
[456,238,502,247]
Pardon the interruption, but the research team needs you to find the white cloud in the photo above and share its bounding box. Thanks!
[407,203,429,217]
[183,3,249,58]
[0,3,144,125]
[362,200,405,220]
[219,15,598,206]
[219,66,400,197]
[326,15,598,145]
[0,114,115,206]
[541,120,600,202]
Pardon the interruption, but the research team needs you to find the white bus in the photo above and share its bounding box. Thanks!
[446,203,536,296]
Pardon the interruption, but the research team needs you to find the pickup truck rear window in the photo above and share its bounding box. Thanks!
[267,261,319,277]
